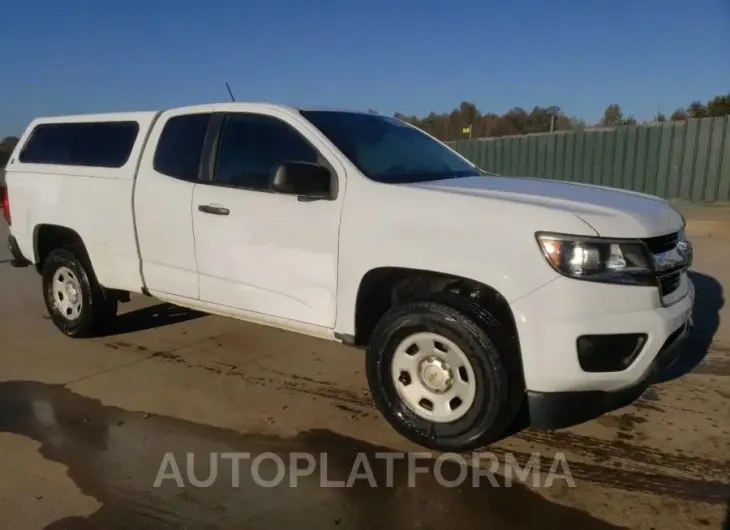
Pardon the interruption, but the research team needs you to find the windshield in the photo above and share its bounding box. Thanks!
[300,111,482,184]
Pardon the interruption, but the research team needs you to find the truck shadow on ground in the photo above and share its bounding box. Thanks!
[659,271,724,382]
[104,303,205,336]
[0,381,626,530]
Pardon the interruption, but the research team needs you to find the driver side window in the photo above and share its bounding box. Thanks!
[214,114,318,190]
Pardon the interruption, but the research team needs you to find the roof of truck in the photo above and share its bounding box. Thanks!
[164,102,374,115]
[29,103,374,125]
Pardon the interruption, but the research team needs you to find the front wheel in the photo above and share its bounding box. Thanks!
[42,248,117,338]
[366,300,521,451]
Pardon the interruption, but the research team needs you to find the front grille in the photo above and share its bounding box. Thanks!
[641,232,680,254]
[640,231,688,303]
[659,271,682,296]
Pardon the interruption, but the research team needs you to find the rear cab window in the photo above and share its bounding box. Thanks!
[153,113,212,182]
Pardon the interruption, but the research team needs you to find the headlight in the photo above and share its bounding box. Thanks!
[536,233,654,285]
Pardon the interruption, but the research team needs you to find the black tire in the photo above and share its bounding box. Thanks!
[42,248,118,338]
[366,298,523,451]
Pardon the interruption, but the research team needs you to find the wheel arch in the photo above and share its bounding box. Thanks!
[33,224,93,273]
[351,267,522,364]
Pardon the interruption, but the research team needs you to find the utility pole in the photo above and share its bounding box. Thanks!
[548,106,560,133]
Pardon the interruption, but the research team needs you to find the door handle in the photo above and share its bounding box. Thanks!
[198,204,230,216]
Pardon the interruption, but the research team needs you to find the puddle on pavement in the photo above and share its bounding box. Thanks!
[0,381,624,530]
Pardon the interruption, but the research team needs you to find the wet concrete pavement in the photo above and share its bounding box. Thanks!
[0,381,629,530]
[1,220,729,529]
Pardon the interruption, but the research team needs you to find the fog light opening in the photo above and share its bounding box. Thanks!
[576,333,648,373]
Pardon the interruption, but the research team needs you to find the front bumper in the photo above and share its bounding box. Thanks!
[511,272,695,394]
[527,317,692,429]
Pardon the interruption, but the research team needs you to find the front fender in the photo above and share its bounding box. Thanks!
[334,180,596,335]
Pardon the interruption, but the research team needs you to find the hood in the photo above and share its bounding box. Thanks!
[409,176,684,238]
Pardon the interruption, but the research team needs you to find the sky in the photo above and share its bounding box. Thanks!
[1,0,729,136]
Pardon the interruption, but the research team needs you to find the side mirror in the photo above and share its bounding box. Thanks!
[270,162,332,199]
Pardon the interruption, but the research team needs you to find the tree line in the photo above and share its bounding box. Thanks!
[395,103,585,142]
[395,92,730,142]
[1,93,729,165]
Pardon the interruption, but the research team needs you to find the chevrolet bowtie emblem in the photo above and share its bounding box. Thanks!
[654,237,692,271]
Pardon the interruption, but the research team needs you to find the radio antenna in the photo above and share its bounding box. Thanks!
[225,82,236,102]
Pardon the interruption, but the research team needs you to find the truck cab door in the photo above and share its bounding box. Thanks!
[134,111,214,300]
[191,107,345,328]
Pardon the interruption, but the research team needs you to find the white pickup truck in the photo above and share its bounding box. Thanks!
[2,103,694,451]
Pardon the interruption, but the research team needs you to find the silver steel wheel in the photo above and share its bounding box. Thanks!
[52,266,83,321]
[391,332,477,423]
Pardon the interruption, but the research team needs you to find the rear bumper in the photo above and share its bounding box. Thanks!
[7,235,32,268]
[527,317,692,429]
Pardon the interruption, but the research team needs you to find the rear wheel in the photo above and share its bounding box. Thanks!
[42,248,117,338]
[366,299,522,451]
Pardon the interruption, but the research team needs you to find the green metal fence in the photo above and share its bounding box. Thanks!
[449,116,730,202]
